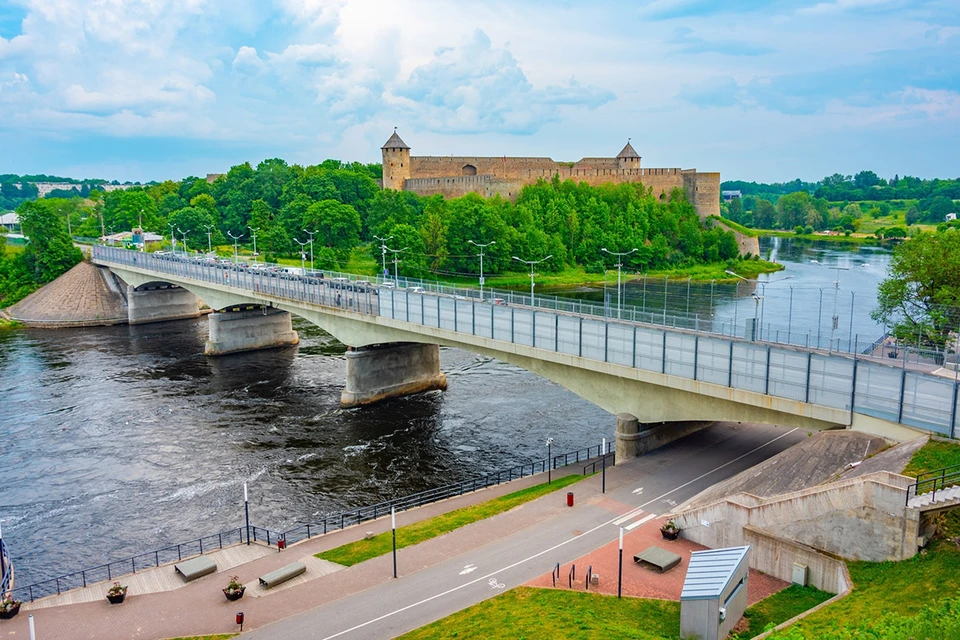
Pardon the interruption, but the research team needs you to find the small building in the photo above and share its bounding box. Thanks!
[721,190,742,202]
[0,212,18,232]
[680,546,751,640]
[946,213,957,222]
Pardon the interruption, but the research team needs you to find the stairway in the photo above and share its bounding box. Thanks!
[908,485,960,511]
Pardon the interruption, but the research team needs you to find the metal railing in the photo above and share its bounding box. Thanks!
[1,539,11,598]
[906,464,960,506]
[278,441,612,545]
[92,245,960,438]
[7,440,611,602]
[9,528,245,602]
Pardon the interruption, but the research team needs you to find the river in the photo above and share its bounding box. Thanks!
[0,237,891,588]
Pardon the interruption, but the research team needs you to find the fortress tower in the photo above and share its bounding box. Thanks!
[617,140,640,170]
[381,129,411,190]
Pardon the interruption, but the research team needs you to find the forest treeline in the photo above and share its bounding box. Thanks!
[8,159,742,282]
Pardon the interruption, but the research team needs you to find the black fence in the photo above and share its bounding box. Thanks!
[8,441,611,602]
[278,441,612,545]
[1,539,11,598]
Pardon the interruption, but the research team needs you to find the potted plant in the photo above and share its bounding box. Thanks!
[106,582,127,604]
[223,576,245,601]
[660,520,681,541]
[0,596,21,619]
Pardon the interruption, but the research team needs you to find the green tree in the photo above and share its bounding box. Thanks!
[303,200,361,262]
[753,199,777,229]
[15,199,83,284]
[872,228,960,360]
[167,207,220,251]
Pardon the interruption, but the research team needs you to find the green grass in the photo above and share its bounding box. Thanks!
[734,585,833,639]
[773,542,960,638]
[317,474,585,566]
[711,216,759,237]
[903,439,960,478]
[753,230,882,245]
[0,317,23,330]
[396,587,681,640]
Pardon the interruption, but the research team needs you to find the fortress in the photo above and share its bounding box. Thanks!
[380,130,721,220]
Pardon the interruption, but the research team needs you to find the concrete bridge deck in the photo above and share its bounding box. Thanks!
[91,246,958,442]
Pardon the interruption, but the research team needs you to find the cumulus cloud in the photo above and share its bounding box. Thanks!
[393,30,614,134]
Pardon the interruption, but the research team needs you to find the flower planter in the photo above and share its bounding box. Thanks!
[223,587,245,602]
[660,528,680,541]
[106,590,127,604]
[0,602,21,619]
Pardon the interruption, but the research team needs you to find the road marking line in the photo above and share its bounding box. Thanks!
[624,513,657,531]
[316,427,799,640]
[612,506,645,526]
[632,487,644,495]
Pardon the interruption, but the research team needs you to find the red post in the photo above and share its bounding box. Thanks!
[567,492,574,507]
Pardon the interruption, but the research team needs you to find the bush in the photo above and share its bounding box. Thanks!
[804,225,814,234]
[795,226,805,235]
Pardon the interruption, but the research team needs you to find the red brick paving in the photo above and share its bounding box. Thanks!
[525,515,788,605]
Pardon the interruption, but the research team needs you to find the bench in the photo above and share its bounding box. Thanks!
[634,546,682,574]
[174,555,217,582]
[259,561,306,588]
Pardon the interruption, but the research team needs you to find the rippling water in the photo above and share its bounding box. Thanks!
[0,320,610,586]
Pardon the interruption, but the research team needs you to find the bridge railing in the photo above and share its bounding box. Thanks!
[93,246,959,437]
[1,538,11,598]
[906,464,960,506]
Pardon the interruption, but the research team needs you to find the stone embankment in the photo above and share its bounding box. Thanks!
[3,260,128,327]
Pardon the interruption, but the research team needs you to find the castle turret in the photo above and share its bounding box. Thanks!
[381,128,411,191]
[617,140,641,170]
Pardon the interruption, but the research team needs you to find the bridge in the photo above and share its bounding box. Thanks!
[92,246,958,460]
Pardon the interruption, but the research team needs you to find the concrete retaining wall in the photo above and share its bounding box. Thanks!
[743,526,850,594]
[673,471,919,562]
[204,307,299,356]
[127,284,200,325]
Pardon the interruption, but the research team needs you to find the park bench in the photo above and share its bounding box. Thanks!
[634,546,682,574]
[259,561,306,588]
[174,555,217,581]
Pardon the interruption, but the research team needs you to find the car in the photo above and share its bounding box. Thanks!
[409,286,425,294]
[380,281,396,289]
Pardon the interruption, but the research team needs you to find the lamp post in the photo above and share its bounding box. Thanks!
[468,240,496,301]
[243,482,250,545]
[203,224,214,254]
[546,437,553,484]
[601,248,637,319]
[757,275,794,341]
[177,227,189,255]
[811,260,849,351]
[618,526,624,598]
[227,231,243,264]
[168,223,176,252]
[391,506,398,579]
[138,209,145,251]
[294,238,309,272]
[373,234,393,277]
[725,270,758,340]
[303,229,318,272]
[512,255,553,309]
[247,226,259,264]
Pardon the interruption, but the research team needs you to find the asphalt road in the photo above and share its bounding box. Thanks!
[242,422,805,640]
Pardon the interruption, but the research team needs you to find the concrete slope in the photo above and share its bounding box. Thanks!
[840,435,928,480]
[683,430,888,509]
[5,260,127,327]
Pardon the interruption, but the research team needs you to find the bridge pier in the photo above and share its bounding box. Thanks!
[341,343,447,408]
[615,413,714,463]
[127,283,201,325]
[204,306,299,356]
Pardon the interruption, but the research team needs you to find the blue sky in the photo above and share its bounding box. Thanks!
[0,0,957,183]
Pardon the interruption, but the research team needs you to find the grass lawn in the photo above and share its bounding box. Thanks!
[317,474,585,567]
[734,585,833,639]
[902,439,960,478]
[397,587,681,640]
[771,541,960,638]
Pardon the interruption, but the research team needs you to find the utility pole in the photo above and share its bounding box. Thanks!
[247,226,259,264]
[386,245,408,280]
[227,230,243,264]
[468,239,496,301]
[512,254,552,309]
[203,224,214,253]
[177,227,189,255]
[601,248,637,319]
[294,238,309,272]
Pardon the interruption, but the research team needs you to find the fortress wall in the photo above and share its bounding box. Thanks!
[573,158,619,170]
[410,156,559,179]
[683,171,722,219]
[404,175,527,200]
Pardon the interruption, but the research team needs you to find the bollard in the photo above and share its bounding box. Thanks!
[278,538,286,552]
[567,492,574,507]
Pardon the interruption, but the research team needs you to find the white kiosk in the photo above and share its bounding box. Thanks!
[680,546,751,640]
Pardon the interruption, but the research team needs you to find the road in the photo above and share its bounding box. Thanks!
[242,422,805,639]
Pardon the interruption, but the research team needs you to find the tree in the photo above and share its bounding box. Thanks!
[385,223,427,277]
[872,229,960,360]
[167,207,220,251]
[753,199,777,229]
[777,192,815,230]
[853,170,881,190]
[303,200,361,262]
[15,199,83,284]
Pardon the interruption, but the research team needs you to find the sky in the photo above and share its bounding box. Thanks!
[0,0,957,184]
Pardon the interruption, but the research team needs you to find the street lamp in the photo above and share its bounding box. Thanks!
[468,239,496,301]
[294,238,309,272]
[601,248,637,319]
[757,275,794,341]
[373,234,393,277]
[168,223,176,252]
[227,230,243,264]
[725,270,758,340]
[247,226,259,264]
[203,224,215,254]
[303,229,318,272]
[546,437,554,484]
[177,227,189,255]
[512,255,553,309]
[138,209,145,251]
